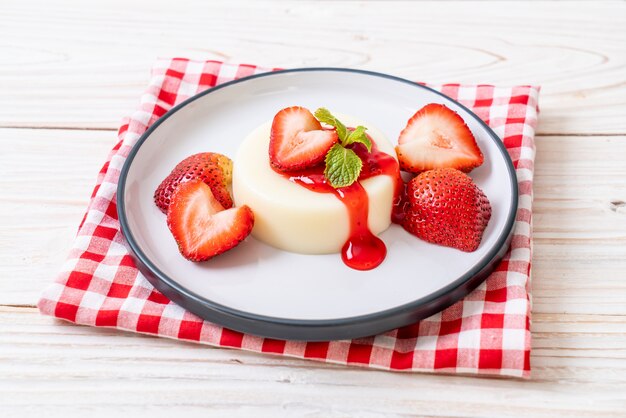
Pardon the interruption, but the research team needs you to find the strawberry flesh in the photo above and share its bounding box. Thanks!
[396,103,484,173]
[269,106,338,172]
[403,168,491,252]
[167,180,254,261]
[155,152,233,213]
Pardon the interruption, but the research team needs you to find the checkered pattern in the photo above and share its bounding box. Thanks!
[38,58,539,378]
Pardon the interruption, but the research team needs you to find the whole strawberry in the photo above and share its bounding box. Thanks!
[154,152,233,213]
[403,168,491,252]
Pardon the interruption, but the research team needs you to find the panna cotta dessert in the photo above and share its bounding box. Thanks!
[231,106,403,270]
[233,114,397,255]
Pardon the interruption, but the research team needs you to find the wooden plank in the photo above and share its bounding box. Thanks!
[0,128,118,305]
[532,134,626,315]
[2,129,625,313]
[0,307,625,417]
[533,137,626,315]
[0,0,625,134]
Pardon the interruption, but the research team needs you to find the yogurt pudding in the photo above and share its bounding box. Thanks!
[233,114,400,265]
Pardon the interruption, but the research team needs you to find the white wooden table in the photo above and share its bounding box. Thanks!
[1,1,625,416]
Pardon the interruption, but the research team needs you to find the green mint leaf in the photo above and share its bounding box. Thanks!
[314,107,347,142]
[343,126,372,152]
[324,144,363,188]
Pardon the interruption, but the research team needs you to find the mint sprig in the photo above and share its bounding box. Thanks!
[343,125,372,152]
[314,108,371,188]
[314,108,347,141]
[324,144,363,188]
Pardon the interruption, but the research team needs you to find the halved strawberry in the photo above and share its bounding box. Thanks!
[269,106,338,172]
[155,152,233,213]
[403,168,491,252]
[395,103,484,173]
[167,180,254,261]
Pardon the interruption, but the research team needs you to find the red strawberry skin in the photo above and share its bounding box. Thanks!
[403,168,491,252]
[166,180,254,262]
[396,103,484,174]
[269,106,338,172]
[155,152,233,213]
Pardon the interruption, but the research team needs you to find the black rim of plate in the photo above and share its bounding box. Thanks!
[117,67,519,341]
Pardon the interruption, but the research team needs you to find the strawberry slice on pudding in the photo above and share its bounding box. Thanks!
[395,103,484,173]
[269,106,338,172]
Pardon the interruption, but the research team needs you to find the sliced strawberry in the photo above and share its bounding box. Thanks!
[167,180,254,261]
[269,106,338,172]
[155,152,233,213]
[395,103,484,173]
[403,168,491,252]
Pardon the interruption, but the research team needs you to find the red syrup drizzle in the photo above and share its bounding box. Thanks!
[281,138,404,271]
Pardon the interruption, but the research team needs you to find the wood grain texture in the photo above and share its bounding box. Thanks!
[0,0,625,134]
[1,308,625,417]
[2,0,626,416]
[0,129,117,305]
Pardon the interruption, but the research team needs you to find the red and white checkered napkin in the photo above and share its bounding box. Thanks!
[38,59,539,378]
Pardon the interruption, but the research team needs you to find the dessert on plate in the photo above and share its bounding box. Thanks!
[233,107,401,270]
[153,103,492,271]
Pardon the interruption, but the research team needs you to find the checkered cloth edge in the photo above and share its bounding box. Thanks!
[38,58,539,378]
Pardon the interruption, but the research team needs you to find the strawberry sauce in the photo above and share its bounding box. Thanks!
[285,141,403,270]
